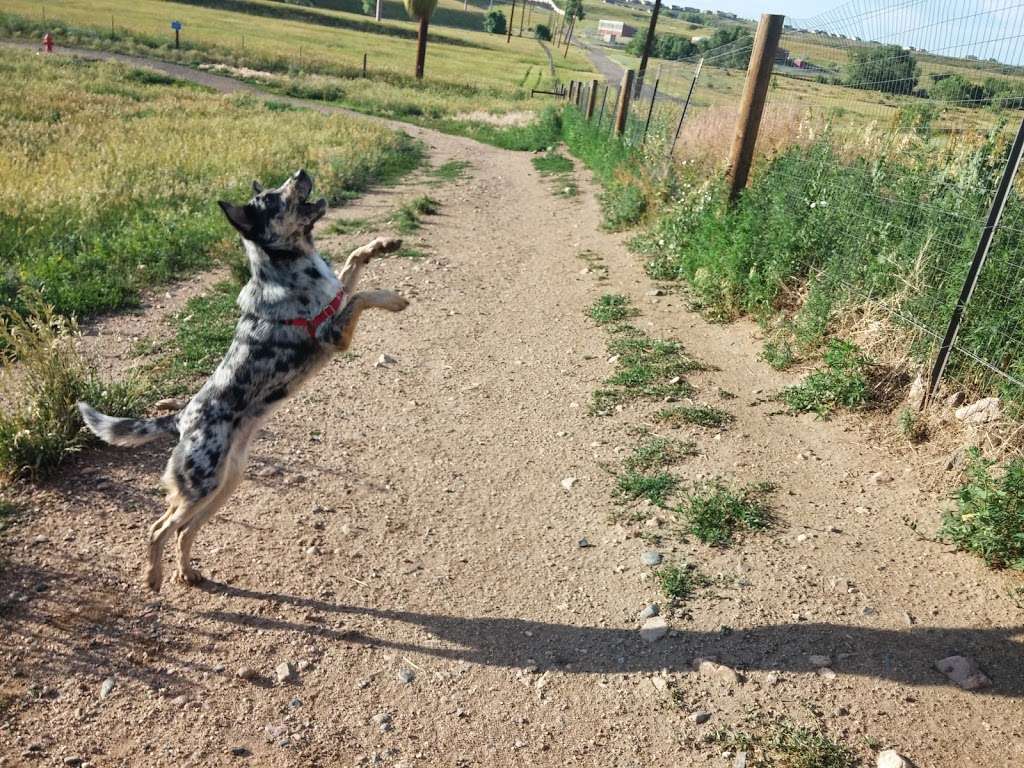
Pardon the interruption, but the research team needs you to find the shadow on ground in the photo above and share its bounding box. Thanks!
[197,583,1024,698]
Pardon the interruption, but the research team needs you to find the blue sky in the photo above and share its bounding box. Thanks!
[663,1,1024,64]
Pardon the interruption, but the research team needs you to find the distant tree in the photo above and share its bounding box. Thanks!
[683,11,703,24]
[983,76,1024,109]
[361,0,374,15]
[625,32,696,62]
[927,74,987,107]
[845,45,918,95]
[404,0,438,80]
[483,9,506,33]
[535,23,552,41]
[564,0,585,20]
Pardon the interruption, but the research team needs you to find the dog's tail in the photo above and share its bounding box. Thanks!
[77,402,181,447]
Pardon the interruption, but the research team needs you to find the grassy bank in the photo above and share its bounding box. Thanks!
[634,129,1024,402]
[0,48,422,317]
[0,0,594,126]
[0,47,426,482]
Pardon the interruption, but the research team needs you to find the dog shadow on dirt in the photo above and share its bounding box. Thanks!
[197,583,1024,699]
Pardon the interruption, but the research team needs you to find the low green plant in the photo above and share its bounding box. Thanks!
[941,448,1024,569]
[655,404,733,429]
[615,470,678,507]
[623,436,697,472]
[655,563,709,602]
[587,294,639,326]
[762,337,796,370]
[532,150,574,176]
[392,195,441,234]
[0,296,149,481]
[782,340,871,417]
[600,180,647,231]
[679,479,775,546]
[395,246,428,259]
[328,217,373,235]
[428,159,472,183]
[898,407,930,443]
[714,714,857,768]
[592,327,703,413]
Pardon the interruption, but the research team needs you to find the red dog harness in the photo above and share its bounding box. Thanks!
[285,289,344,339]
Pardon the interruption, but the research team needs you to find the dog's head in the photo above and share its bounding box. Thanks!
[218,169,327,255]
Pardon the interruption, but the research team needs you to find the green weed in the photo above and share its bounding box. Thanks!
[941,448,1024,569]
[623,437,698,472]
[782,340,870,418]
[328,217,373,235]
[392,195,441,234]
[428,159,472,183]
[655,404,734,429]
[588,294,639,326]
[577,250,609,281]
[678,479,775,546]
[616,470,678,507]
[395,246,428,259]
[655,563,709,602]
[532,150,574,176]
[592,328,703,414]
[762,337,796,370]
[898,408,930,443]
[713,714,857,768]
[0,295,149,481]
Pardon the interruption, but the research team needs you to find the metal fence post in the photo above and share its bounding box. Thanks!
[726,13,784,203]
[585,78,598,119]
[596,84,609,127]
[924,113,1024,406]
[641,77,660,144]
[614,70,634,137]
[669,58,703,158]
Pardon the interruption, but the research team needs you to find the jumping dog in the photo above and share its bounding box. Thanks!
[79,170,408,591]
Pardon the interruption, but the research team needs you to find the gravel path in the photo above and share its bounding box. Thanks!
[1,44,1023,768]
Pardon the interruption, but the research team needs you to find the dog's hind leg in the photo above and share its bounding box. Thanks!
[147,494,207,592]
[174,459,245,586]
[337,237,402,293]
[328,289,408,352]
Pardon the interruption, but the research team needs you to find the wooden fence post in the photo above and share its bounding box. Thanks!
[725,13,784,203]
[614,70,634,137]
[585,78,598,119]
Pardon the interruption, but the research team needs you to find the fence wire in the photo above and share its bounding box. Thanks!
[570,0,1024,403]
[761,0,1024,400]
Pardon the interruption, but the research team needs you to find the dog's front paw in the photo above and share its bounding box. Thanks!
[384,292,409,312]
[370,236,402,257]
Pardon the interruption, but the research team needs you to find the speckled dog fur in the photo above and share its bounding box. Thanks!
[79,170,408,591]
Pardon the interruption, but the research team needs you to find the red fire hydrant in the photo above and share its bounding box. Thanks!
[42,32,54,53]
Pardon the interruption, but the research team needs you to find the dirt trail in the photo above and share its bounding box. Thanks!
[2,46,1024,768]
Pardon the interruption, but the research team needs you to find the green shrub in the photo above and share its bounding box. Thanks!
[615,470,678,506]
[941,449,1024,569]
[782,340,870,417]
[534,24,552,41]
[587,294,639,325]
[600,181,647,231]
[655,563,709,602]
[655,404,733,429]
[483,9,506,34]
[0,296,148,481]
[678,479,775,546]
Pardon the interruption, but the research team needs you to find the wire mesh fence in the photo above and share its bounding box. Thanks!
[563,0,1024,407]
[760,0,1024,403]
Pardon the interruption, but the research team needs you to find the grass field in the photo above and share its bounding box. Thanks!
[0,47,421,317]
[1,0,594,126]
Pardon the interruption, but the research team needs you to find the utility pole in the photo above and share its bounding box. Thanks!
[375,0,382,22]
[634,0,662,98]
[507,0,516,43]
[726,13,784,202]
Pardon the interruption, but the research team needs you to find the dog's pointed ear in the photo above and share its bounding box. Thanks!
[218,201,254,237]
[251,180,263,195]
